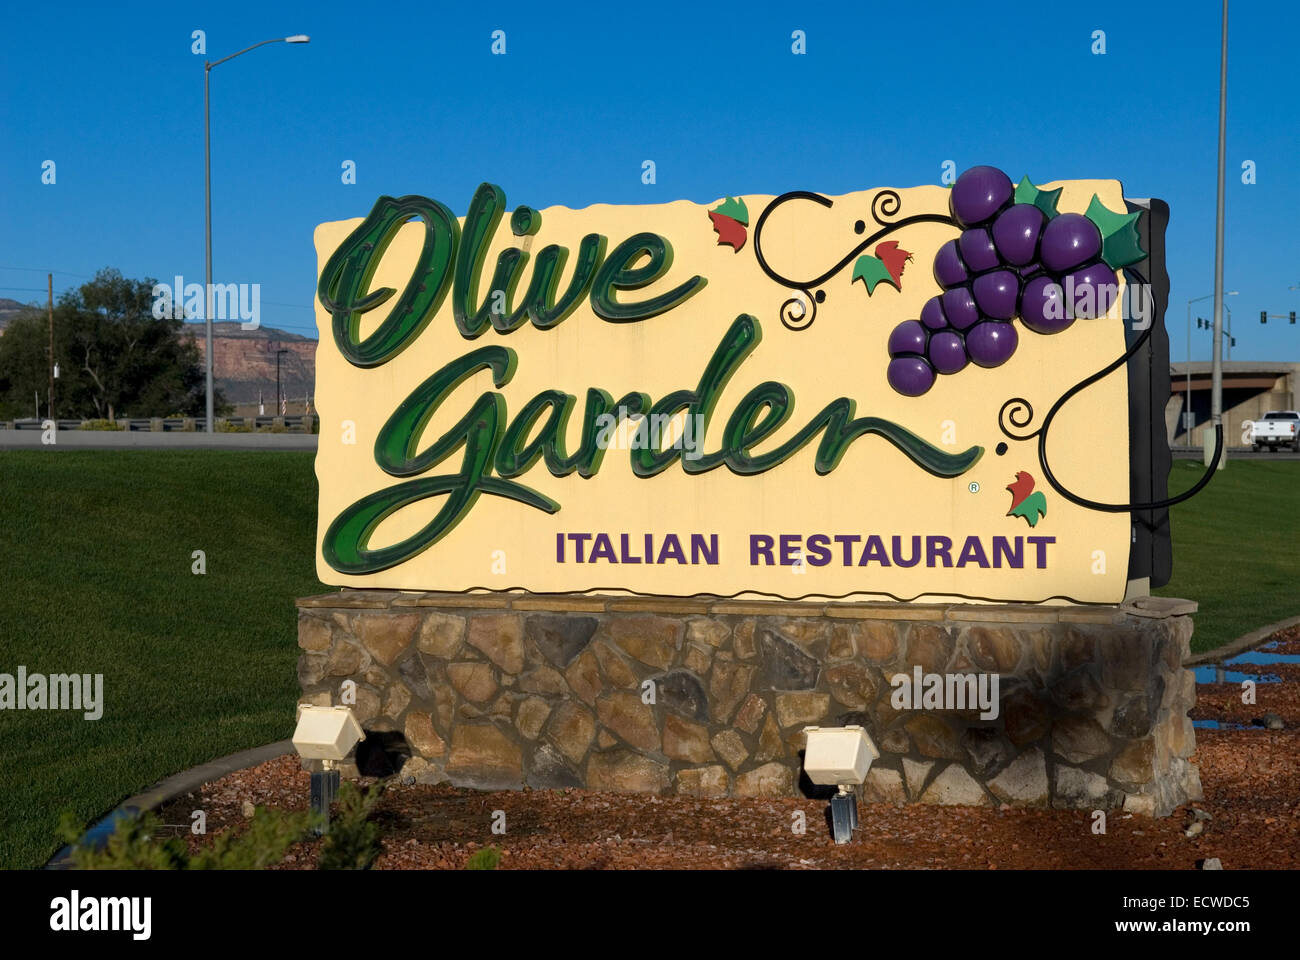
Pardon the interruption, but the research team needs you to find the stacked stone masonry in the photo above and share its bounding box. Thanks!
[296,592,1201,817]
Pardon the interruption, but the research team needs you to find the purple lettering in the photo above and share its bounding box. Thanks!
[619,533,641,563]
[779,534,801,566]
[892,535,921,568]
[567,532,591,563]
[1027,535,1054,568]
[955,536,990,568]
[690,533,719,565]
[857,534,891,566]
[589,533,616,562]
[992,536,1022,568]
[657,534,686,564]
[805,533,832,566]
[926,535,953,568]
[833,534,861,566]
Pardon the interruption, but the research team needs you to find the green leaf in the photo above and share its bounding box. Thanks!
[1085,195,1145,269]
[851,254,895,295]
[711,196,749,225]
[1009,490,1047,527]
[1014,175,1062,219]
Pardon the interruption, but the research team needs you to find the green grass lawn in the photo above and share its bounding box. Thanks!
[0,450,1292,869]
[1156,458,1300,654]
[0,451,326,870]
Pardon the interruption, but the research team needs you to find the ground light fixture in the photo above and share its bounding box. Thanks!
[802,725,879,844]
[291,704,364,834]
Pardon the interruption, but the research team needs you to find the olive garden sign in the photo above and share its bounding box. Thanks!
[311,166,1175,605]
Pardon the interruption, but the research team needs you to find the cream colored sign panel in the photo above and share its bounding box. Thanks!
[313,167,1139,603]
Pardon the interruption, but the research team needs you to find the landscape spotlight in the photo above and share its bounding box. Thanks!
[292,704,364,834]
[802,725,879,844]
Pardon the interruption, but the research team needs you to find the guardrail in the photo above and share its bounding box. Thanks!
[0,415,317,434]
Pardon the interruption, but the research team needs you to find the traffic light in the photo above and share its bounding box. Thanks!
[1231,337,1237,347]
[1261,311,1268,323]
[1292,311,1296,324]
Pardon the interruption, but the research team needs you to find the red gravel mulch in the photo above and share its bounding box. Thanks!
[153,630,1300,870]
[156,728,1299,870]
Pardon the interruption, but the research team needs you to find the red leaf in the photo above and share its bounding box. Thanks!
[709,212,747,252]
[1006,471,1035,510]
[873,240,912,286]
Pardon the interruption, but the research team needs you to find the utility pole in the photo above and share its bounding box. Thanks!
[47,273,54,421]
[276,347,288,416]
[1210,0,1228,470]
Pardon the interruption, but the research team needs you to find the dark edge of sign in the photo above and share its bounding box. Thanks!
[1125,197,1173,588]
[422,584,1115,607]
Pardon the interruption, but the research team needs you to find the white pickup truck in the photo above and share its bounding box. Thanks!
[1250,411,1300,452]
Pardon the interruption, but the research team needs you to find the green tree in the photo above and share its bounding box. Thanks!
[0,309,49,420]
[0,268,228,420]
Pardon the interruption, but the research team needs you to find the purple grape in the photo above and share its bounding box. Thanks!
[966,321,1019,368]
[950,165,1013,227]
[958,228,1000,273]
[887,356,936,397]
[941,286,980,330]
[933,240,968,288]
[1040,213,1102,273]
[927,330,969,374]
[992,203,1045,266]
[887,319,927,357]
[1064,261,1119,319]
[1019,275,1073,334]
[920,295,948,330]
[972,269,1020,321]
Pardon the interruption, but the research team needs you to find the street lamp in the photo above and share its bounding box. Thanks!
[1210,0,1228,470]
[203,34,310,433]
[1186,291,1236,443]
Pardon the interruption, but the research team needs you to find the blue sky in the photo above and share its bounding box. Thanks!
[1,0,1295,360]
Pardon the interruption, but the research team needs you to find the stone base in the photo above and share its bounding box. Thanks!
[295,592,1201,816]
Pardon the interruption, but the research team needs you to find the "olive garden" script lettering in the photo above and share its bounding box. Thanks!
[317,184,983,575]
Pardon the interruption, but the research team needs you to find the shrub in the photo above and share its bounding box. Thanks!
[56,806,309,870]
[317,782,385,870]
[57,781,384,870]
[465,846,501,870]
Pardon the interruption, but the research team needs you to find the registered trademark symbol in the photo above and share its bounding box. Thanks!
[968,481,980,493]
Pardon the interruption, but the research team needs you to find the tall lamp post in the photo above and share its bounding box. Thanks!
[1210,0,1228,468]
[204,34,310,432]
[1186,290,1236,444]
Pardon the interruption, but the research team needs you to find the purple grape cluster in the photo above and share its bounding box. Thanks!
[886,165,1119,398]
